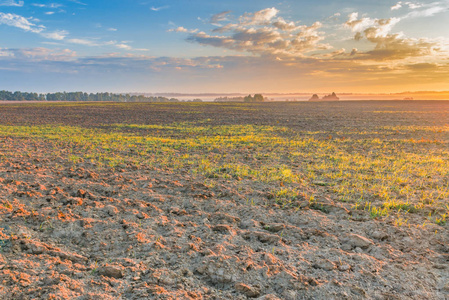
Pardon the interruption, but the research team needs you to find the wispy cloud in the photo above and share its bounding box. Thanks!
[0,46,76,61]
[0,12,45,33]
[391,1,448,17]
[391,1,424,10]
[116,43,132,50]
[168,26,198,33]
[0,11,136,50]
[41,30,68,40]
[32,3,63,8]
[150,6,169,12]
[67,0,87,5]
[65,38,143,52]
[404,1,449,18]
[210,11,231,25]
[32,3,66,14]
[0,0,23,7]
[0,12,72,41]
[67,38,100,46]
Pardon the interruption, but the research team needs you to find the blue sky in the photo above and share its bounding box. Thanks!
[1,0,448,93]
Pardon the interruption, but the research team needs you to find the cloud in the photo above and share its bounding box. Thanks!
[407,3,424,9]
[0,11,135,49]
[0,12,71,41]
[150,6,169,12]
[67,38,99,46]
[392,1,426,11]
[406,62,439,70]
[391,1,448,16]
[240,7,279,25]
[184,8,330,58]
[41,30,68,40]
[210,11,231,24]
[168,26,198,33]
[0,0,24,7]
[345,13,437,61]
[116,43,132,50]
[345,14,401,37]
[33,3,66,14]
[65,39,144,51]
[0,47,15,57]
[32,3,63,8]
[172,26,188,33]
[391,2,403,10]
[363,34,436,61]
[0,47,76,61]
[66,54,232,73]
[405,1,449,18]
[0,0,23,6]
[67,0,86,5]
[108,28,117,31]
[345,12,377,32]
[0,12,45,33]
[272,18,299,31]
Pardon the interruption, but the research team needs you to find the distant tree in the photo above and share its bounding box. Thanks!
[13,91,24,100]
[0,90,13,100]
[322,92,339,101]
[244,94,253,102]
[309,94,320,101]
[253,94,264,102]
[214,96,244,102]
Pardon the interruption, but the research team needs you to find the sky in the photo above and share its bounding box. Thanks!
[0,0,448,94]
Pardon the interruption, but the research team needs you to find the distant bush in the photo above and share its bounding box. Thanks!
[244,94,264,102]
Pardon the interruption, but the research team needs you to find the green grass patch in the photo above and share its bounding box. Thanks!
[0,121,448,222]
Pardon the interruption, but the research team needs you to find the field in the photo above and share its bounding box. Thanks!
[0,101,448,299]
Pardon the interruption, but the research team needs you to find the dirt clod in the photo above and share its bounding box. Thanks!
[235,282,261,298]
[98,266,124,279]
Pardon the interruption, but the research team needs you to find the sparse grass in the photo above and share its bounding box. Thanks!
[0,102,448,224]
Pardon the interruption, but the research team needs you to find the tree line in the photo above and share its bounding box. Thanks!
[214,94,265,102]
[0,90,180,102]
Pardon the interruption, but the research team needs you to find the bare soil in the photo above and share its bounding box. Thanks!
[0,101,448,299]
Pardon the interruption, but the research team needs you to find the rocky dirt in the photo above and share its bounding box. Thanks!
[0,101,448,299]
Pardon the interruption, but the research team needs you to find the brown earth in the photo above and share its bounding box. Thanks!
[0,101,448,299]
